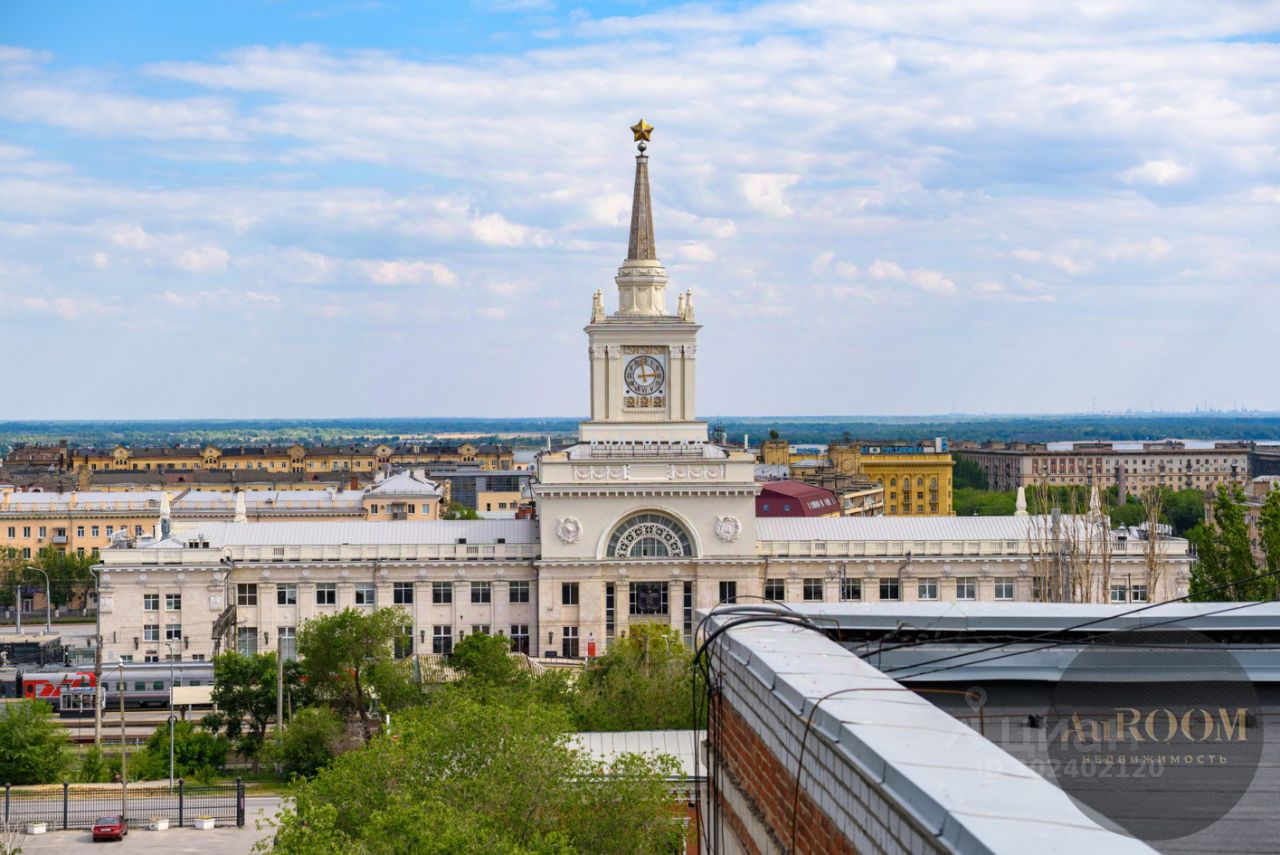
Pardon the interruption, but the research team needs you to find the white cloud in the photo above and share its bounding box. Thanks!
[834,261,859,280]
[355,259,458,287]
[1122,157,1194,186]
[672,240,715,263]
[739,174,800,217]
[809,250,834,275]
[470,212,550,248]
[868,260,905,280]
[161,289,281,309]
[175,244,230,274]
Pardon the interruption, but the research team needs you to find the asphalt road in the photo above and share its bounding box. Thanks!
[13,797,282,854]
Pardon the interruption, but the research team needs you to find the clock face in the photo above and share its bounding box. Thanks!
[624,355,665,396]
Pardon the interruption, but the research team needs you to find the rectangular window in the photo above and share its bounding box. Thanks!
[1031,577,1045,601]
[510,624,530,655]
[143,594,159,612]
[354,584,375,606]
[76,526,85,537]
[1131,585,1148,603]
[394,625,414,659]
[277,627,297,661]
[562,582,579,606]
[105,526,113,537]
[764,578,786,601]
[605,582,616,638]
[470,624,491,637]
[165,623,182,641]
[38,526,46,538]
[508,581,530,603]
[432,582,453,604]
[562,625,580,658]
[879,578,900,601]
[236,583,258,606]
[316,583,337,605]
[393,582,415,605]
[237,626,259,655]
[802,578,824,601]
[629,581,668,615]
[683,581,694,643]
[91,525,100,537]
[165,593,182,611]
[1110,584,1128,603]
[143,624,159,642]
[840,578,862,601]
[994,579,1015,601]
[718,581,737,603]
[432,625,453,655]
[917,577,938,600]
[470,582,492,604]
[276,585,297,606]
[956,577,976,600]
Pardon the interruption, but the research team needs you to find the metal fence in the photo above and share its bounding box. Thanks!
[1,779,244,829]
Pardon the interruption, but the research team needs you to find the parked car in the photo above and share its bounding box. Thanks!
[92,815,128,841]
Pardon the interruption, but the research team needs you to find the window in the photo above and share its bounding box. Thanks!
[509,581,530,603]
[393,582,415,605]
[432,582,453,604]
[165,593,181,611]
[764,578,786,601]
[276,585,297,606]
[471,582,492,604]
[143,624,159,641]
[143,594,159,612]
[394,625,414,659]
[1110,584,1128,603]
[236,583,258,606]
[432,625,453,655]
[135,681,146,691]
[510,624,530,655]
[165,624,182,641]
[629,581,668,615]
[1131,585,1148,603]
[470,624,491,636]
[879,578,900,601]
[277,627,297,660]
[994,579,1015,601]
[606,512,694,558]
[237,627,259,655]
[956,577,976,600]
[354,584,375,606]
[91,525,100,537]
[562,582,580,606]
[683,581,694,642]
[718,581,737,603]
[840,578,862,601]
[562,626,580,658]
[1031,577,1045,601]
[106,526,113,537]
[316,583,337,605]
[918,577,938,600]
[38,526,46,538]
[802,578,823,601]
[76,526,85,537]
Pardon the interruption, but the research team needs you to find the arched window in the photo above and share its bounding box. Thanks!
[607,512,694,559]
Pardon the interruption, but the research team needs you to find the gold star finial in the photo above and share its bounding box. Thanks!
[630,119,653,143]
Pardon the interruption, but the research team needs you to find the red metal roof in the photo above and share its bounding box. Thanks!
[756,480,840,517]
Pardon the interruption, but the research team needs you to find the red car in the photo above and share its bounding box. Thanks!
[92,815,128,841]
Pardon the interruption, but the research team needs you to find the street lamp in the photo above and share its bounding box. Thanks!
[23,565,53,634]
[162,641,178,788]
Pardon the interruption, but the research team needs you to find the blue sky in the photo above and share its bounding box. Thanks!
[1,1,1277,419]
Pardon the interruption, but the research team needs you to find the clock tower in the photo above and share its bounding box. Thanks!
[580,120,704,444]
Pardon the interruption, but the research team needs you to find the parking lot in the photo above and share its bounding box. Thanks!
[13,797,282,854]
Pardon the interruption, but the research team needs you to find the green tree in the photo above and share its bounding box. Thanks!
[953,488,1015,516]
[1259,487,1280,578]
[0,700,69,784]
[952,458,989,491]
[1164,489,1207,536]
[271,706,344,780]
[441,501,480,520]
[261,691,683,855]
[573,624,703,731]
[206,650,307,772]
[298,607,413,741]
[451,631,523,687]
[129,720,228,783]
[77,745,112,783]
[34,546,96,609]
[1190,484,1270,601]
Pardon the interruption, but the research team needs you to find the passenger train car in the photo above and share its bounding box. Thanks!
[5,662,215,717]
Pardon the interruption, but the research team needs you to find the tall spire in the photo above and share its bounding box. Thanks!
[614,119,670,317]
[628,121,656,260]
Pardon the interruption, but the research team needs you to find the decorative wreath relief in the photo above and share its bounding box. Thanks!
[556,517,582,544]
[714,515,741,543]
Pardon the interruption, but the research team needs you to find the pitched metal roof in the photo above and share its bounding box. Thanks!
[157,519,536,547]
[756,514,1088,542]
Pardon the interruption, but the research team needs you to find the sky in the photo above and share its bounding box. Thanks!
[1,0,1277,420]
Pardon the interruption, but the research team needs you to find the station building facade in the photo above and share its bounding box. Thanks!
[94,127,1193,665]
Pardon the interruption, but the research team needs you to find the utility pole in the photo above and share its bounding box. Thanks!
[276,632,284,740]
[92,566,103,746]
[119,660,127,818]
[164,641,177,789]
[24,566,52,635]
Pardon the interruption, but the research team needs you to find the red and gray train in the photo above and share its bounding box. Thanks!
[2,662,214,716]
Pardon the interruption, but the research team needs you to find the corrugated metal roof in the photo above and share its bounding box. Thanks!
[568,730,702,778]
[757,514,1087,541]
[161,519,536,547]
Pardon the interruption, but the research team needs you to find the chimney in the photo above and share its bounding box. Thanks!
[350,475,359,490]
[233,490,247,524]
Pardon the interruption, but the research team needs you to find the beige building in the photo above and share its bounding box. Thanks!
[94,125,1193,666]
[956,440,1250,493]
[759,439,953,516]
